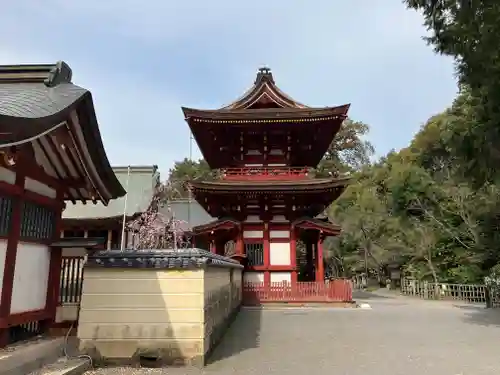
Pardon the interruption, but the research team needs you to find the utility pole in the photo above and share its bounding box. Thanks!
[188,132,193,243]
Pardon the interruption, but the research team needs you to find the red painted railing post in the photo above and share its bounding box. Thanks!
[242,279,353,304]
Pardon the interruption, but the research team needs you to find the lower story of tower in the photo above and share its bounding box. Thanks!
[193,212,340,285]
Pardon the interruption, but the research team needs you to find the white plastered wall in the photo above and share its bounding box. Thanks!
[270,272,291,284]
[0,239,7,301]
[269,242,291,266]
[271,215,288,223]
[0,166,15,184]
[243,272,265,283]
[24,178,56,198]
[10,243,51,314]
[244,215,262,223]
[269,230,289,239]
[243,230,263,238]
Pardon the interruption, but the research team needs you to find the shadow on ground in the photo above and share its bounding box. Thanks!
[455,304,500,327]
[353,290,392,300]
[206,309,262,364]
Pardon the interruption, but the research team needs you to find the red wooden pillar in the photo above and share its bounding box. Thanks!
[42,190,64,331]
[263,222,270,286]
[236,229,243,256]
[0,171,24,346]
[306,241,313,276]
[316,234,325,283]
[290,225,297,284]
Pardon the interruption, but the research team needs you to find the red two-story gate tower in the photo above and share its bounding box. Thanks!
[183,68,352,303]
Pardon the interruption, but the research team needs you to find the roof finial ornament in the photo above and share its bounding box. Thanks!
[255,65,274,84]
[44,61,72,88]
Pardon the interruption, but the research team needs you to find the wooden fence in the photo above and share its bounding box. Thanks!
[243,280,353,305]
[400,278,487,304]
[59,256,85,304]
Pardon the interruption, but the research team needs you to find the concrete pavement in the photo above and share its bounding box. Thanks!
[85,291,500,375]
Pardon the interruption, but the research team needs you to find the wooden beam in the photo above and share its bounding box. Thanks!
[36,138,78,204]
[0,169,24,346]
[41,188,64,331]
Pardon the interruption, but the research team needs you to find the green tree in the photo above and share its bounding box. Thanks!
[314,119,374,177]
[405,0,500,185]
[166,158,219,199]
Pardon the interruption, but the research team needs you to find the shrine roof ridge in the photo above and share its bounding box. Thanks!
[220,66,307,110]
[86,248,243,269]
[0,61,73,86]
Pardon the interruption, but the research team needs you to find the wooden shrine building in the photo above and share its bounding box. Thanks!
[62,165,159,250]
[0,61,125,345]
[183,68,352,300]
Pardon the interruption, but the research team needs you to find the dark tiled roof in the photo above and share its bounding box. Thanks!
[160,200,214,230]
[0,83,86,121]
[182,105,350,121]
[51,237,106,249]
[86,248,242,269]
[292,217,341,234]
[0,61,125,201]
[189,177,350,191]
[0,62,89,144]
[193,217,240,234]
[63,165,158,220]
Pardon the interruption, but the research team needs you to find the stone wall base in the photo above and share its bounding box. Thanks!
[79,339,205,368]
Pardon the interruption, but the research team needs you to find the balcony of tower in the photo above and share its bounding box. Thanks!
[220,166,311,181]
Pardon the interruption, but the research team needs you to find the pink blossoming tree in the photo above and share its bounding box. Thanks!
[126,181,192,250]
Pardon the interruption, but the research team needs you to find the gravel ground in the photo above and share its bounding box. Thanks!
[85,291,500,375]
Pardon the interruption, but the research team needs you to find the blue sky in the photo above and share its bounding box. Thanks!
[1,1,457,176]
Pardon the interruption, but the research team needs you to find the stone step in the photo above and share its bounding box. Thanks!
[0,337,66,375]
[26,357,91,375]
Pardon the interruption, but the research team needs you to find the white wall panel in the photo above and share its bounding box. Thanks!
[271,215,288,223]
[270,242,291,266]
[244,215,262,222]
[0,239,7,301]
[269,230,290,239]
[243,272,264,283]
[269,149,284,155]
[245,150,262,155]
[270,272,291,284]
[24,178,56,198]
[10,243,51,314]
[243,230,264,239]
[0,166,15,184]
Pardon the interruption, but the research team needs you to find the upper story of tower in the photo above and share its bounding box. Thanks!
[182,68,350,178]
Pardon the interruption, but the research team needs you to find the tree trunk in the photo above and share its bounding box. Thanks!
[426,256,438,284]
[425,255,440,299]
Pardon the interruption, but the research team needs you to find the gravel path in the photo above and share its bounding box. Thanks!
[85,292,500,375]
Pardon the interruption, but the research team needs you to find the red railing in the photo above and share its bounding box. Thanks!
[221,167,309,181]
[243,280,353,305]
[59,256,85,304]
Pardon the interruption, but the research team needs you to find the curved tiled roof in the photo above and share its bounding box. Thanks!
[182,105,350,122]
[86,248,243,269]
[0,61,125,201]
[189,176,350,192]
[221,67,307,110]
